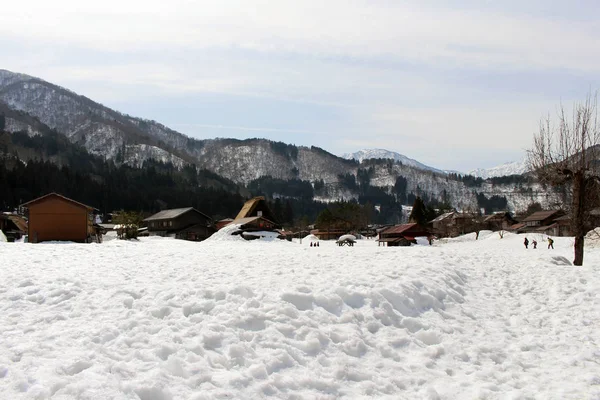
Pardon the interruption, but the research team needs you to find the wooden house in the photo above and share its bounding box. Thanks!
[378,223,430,246]
[429,212,455,237]
[429,212,481,238]
[21,193,96,243]
[234,196,279,225]
[0,213,28,242]
[143,207,215,241]
[310,228,348,241]
[520,210,566,236]
[483,212,518,231]
[227,197,282,238]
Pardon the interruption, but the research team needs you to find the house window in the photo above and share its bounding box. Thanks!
[257,211,263,217]
[169,221,173,227]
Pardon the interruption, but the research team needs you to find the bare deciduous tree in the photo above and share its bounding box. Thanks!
[528,93,600,265]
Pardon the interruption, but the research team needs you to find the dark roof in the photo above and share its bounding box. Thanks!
[509,222,527,230]
[21,192,96,211]
[483,212,511,222]
[535,223,558,232]
[381,223,428,235]
[554,215,571,222]
[143,207,210,222]
[522,210,563,222]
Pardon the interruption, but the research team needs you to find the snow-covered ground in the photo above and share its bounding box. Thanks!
[1,231,599,399]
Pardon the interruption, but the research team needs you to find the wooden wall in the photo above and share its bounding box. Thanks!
[28,197,90,243]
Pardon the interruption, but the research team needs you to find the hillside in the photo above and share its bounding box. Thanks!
[0,69,564,215]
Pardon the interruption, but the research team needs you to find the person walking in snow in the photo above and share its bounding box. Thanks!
[548,237,554,249]
[524,237,529,249]
[532,239,537,249]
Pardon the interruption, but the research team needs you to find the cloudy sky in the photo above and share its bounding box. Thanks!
[2,0,599,171]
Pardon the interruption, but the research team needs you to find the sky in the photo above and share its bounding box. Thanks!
[2,0,600,172]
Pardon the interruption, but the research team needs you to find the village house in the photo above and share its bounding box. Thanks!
[378,223,431,246]
[144,207,215,241]
[310,228,348,241]
[228,197,281,236]
[516,209,566,236]
[0,213,28,242]
[429,212,481,238]
[21,193,97,243]
[483,212,518,231]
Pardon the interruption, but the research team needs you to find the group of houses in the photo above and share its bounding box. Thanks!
[0,192,284,243]
[0,192,584,245]
[428,209,573,239]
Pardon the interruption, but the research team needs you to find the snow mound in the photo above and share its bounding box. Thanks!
[0,230,6,242]
[1,232,599,398]
[302,234,319,242]
[337,234,356,242]
[585,228,600,248]
[205,223,245,242]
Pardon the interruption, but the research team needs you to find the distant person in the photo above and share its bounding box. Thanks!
[316,242,319,247]
[548,237,554,249]
[524,237,529,249]
[310,242,313,247]
[532,239,537,249]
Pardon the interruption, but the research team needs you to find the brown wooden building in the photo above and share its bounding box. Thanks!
[518,210,566,236]
[143,207,215,241]
[429,212,481,238]
[483,212,518,231]
[378,223,431,246]
[21,193,96,243]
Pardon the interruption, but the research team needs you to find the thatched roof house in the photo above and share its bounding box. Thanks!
[227,197,281,238]
[235,196,279,225]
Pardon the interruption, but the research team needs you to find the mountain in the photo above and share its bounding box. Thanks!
[341,149,445,174]
[0,69,564,214]
[468,160,529,179]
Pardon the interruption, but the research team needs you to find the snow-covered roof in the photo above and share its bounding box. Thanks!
[431,212,455,223]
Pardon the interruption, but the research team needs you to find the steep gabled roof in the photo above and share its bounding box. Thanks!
[522,210,563,222]
[21,192,95,211]
[0,214,28,232]
[235,196,278,224]
[144,207,210,221]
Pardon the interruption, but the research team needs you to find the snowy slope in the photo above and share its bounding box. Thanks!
[342,149,444,174]
[468,159,529,179]
[1,234,599,399]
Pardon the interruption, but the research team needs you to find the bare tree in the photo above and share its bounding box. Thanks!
[528,93,600,265]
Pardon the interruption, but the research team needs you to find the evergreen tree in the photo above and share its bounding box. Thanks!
[409,196,427,225]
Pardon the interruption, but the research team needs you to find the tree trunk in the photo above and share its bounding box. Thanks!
[572,172,586,266]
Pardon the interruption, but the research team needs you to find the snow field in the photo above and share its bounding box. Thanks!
[0,233,599,399]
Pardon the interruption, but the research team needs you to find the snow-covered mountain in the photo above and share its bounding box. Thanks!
[468,159,529,179]
[341,149,444,174]
[0,69,563,212]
